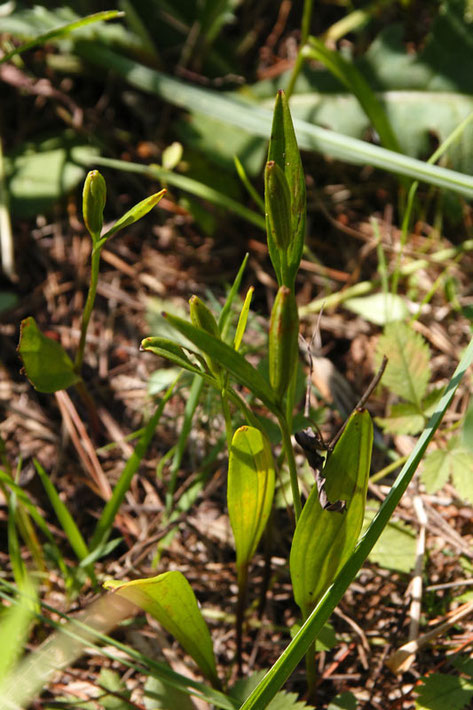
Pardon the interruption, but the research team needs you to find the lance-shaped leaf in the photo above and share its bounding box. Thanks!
[162,312,280,414]
[266,90,306,289]
[96,189,166,248]
[228,426,275,571]
[18,317,81,393]
[189,295,222,377]
[290,410,373,617]
[104,572,219,688]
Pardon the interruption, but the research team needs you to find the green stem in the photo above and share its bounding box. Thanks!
[305,640,317,703]
[236,563,249,674]
[221,391,234,451]
[286,0,314,99]
[74,243,101,374]
[279,416,302,522]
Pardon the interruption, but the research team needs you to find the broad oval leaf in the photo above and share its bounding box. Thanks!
[228,426,275,571]
[290,410,373,617]
[104,571,219,687]
[18,317,81,393]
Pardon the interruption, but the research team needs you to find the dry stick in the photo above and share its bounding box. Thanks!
[55,390,112,500]
[329,355,388,450]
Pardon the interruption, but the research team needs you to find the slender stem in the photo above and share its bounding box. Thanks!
[221,390,234,451]
[74,243,102,374]
[286,0,314,98]
[279,416,302,522]
[236,563,249,674]
[305,640,317,703]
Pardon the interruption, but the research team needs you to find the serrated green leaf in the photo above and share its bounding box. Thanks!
[363,505,416,573]
[421,448,451,494]
[104,572,219,687]
[18,317,81,393]
[144,675,196,710]
[228,427,275,570]
[462,400,473,453]
[162,312,279,414]
[290,410,373,616]
[415,672,473,710]
[344,292,409,325]
[375,322,430,406]
[376,401,426,436]
[451,449,473,504]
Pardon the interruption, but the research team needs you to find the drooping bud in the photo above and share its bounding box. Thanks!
[82,170,106,239]
[264,160,292,253]
[268,286,299,401]
[189,295,221,377]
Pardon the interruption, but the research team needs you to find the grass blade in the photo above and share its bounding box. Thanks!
[78,43,473,197]
[0,11,123,65]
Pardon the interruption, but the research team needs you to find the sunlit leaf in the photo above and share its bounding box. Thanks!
[104,572,219,687]
[228,427,275,570]
[290,410,373,617]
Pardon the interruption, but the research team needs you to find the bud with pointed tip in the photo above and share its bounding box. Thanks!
[189,295,221,377]
[264,160,292,253]
[83,170,106,239]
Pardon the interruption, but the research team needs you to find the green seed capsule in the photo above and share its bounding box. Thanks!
[189,295,221,377]
[83,170,107,238]
[268,286,299,401]
[264,160,292,252]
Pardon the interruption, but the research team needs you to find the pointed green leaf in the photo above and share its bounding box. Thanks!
[266,90,306,288]
[233,287,254,352]
[104,571,219,687]
[228,427,275,570]
[218,253,249,338]
[162,313,279,414]
[18,317,81,393]
[98,190,166,247]
[375,322,430,406]
[34,461,90,564]
[290,410,373,616]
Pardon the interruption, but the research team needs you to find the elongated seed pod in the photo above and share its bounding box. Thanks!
[264,160,292,252]
[268,286,299,401]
